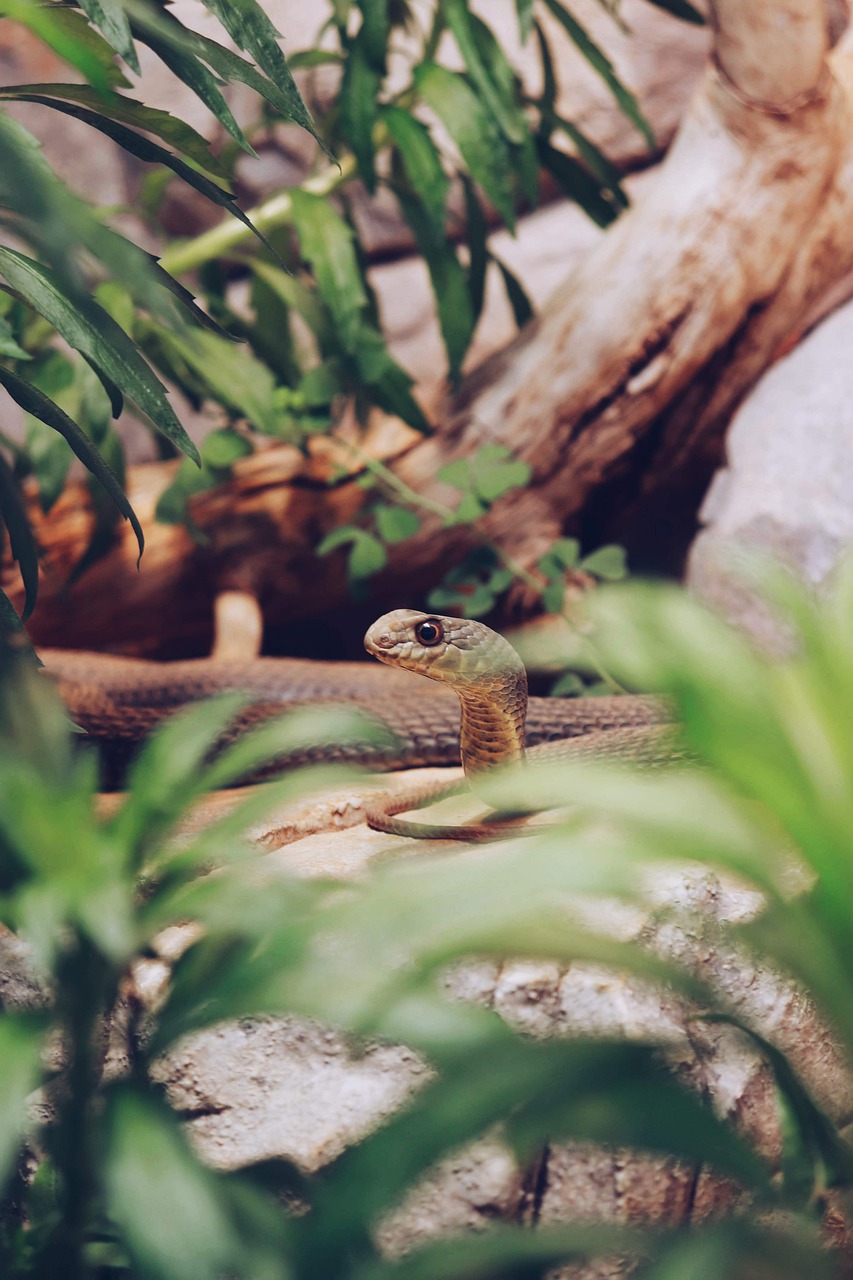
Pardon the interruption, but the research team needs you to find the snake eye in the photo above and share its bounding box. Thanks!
[415,618,443,647]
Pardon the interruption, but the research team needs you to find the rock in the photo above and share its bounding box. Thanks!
[688,300,853,651]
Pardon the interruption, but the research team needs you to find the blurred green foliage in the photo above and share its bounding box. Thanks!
[4,568,853,1275]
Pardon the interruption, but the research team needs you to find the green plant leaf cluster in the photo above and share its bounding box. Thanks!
[0,0,322,618]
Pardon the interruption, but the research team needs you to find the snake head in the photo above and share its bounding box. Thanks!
[364,609,526,695]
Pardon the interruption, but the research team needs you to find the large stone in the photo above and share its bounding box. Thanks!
[688,299,853,650]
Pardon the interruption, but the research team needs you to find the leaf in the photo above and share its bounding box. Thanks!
[0,248,199,463]
[415,61,516,230]
[349,530,388,579]
[384,106,448,233]
[351,327,431,433]
[461,175,488,325]
[375,504,419,544]
[394,185,474,381]
[197,0,325,146]
[8,96,279,257]
[550,671,584,697]
[340,39,381,190]
[0,1015,45,1192]
[643,0,705,23]
[200,427,252,469]
[289,190,367,354]
[0,451,38,620]
[579,543,628,581]
[103,1087,250,1280]
[0,588,26,642]
[0,364,145,562]
[537,136,621,227]
[0,312,29,360]
[542,0,654,147]
[492,255,533,328]
[76,0,138,72]
[470,443,531,502]
[516,0,535,42]
[127,8,252,153]
[0,83,228,179]
[0,0,127,92]
[445,0,526,144]
[145,326,282,437]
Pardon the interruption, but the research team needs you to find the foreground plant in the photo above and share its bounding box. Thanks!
[5,563,853,1276]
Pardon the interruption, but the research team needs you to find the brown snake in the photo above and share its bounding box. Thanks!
[44,610,671,841]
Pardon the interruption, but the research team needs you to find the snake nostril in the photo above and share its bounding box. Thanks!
[377,632,394,649]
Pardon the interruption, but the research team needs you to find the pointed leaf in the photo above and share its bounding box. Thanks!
[0,452,38,620]
[0,312,29,360]
[77,0,138,72]
[415,61,516,230]
[542,0,654,147]
[339,40,381,189]
[0,1015,45,1191]
[644,0,705,23]
[384,106,448,232]
[0,83,228,179]
[0,0,127,91]
[445,0,525,144]
[289,190,367,354]
[0,248,198,463]
[492,255,533,328]
[0,364,144,561]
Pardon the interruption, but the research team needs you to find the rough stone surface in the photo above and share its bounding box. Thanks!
[154,1016,431,1173]
[688,299,853,651]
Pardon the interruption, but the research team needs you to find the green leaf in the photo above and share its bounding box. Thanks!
[445,0,526,144]
[197,0,325,146]
[200,427,252,469]
[145,326,282,438]
[340,40,381,190]
[542,0,654,147]
[289,190,367,354]
[351,327,431,433]
[0,83,228,179]
[536,136,621,227]
[0,1015,45,1192]
[0,588,26,641]
[384,106,448,233]
[0,364,145,561]
[0,0,127,92]
[76,0,138,71]
[0,451,38,620]
[415,61,516,230]
[644,0,705,23]
[550,671,584,697]
[470,442,531,502]
[127,6,252,153]
[461,175,488,325]
[7,95,280,258]
[394,185,474,381]
[579,543,628,580]
[492,255,533,328]
[0,312,29,360]
[374,503,420,544]
[0,248,199,463]
[516,0,535,42]
[349,530,387,579]
[103,1087,250,1280]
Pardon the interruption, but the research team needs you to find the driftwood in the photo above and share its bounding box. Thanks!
[7,0,853,656]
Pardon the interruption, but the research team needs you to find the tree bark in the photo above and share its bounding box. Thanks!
[8,0,853,656]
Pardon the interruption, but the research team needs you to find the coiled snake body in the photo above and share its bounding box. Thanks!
[45,609,671,839]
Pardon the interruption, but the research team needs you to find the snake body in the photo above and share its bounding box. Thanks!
[43,617,670,835]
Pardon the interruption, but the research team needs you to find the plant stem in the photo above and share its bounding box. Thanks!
[160,153,358,277]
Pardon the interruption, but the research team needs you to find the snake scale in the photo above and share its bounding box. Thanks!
[44,609,672,840]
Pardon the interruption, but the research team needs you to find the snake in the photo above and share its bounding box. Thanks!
[43,609,672,840]
[362,609,674,839]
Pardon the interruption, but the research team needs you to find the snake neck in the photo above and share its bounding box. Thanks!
[456,671,528,777]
